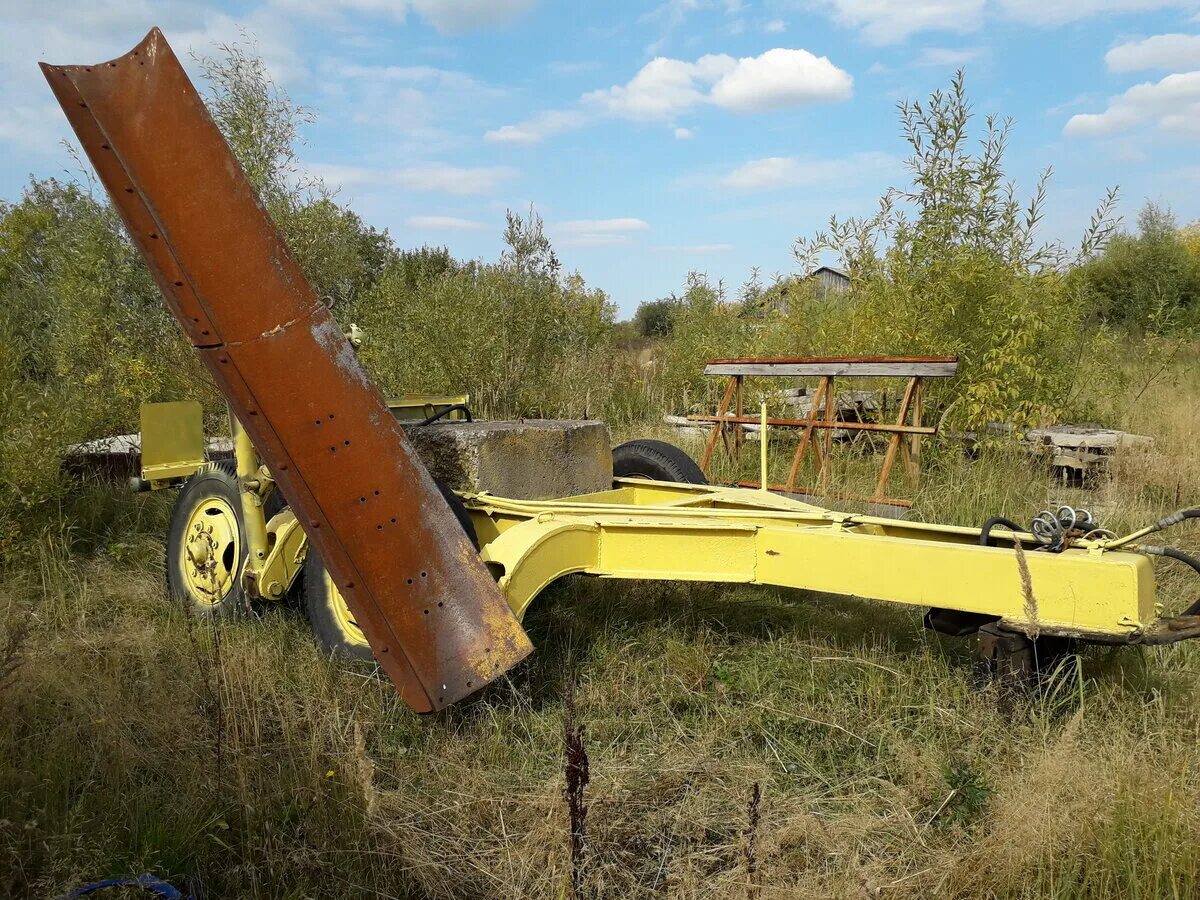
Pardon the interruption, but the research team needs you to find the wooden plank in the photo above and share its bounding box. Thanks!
[873,377,917,501]
[708,355,958,364]
[705,361,959,378]
[819,375,837,493]
[687,415,935,435]
[905,378,924,482]
[785,376,828,492]
[733,375,744,461]
[699,377,737,473]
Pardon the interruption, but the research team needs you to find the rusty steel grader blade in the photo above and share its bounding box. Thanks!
[40,28,532,712]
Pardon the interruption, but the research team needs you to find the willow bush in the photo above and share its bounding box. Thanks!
[791,72,1122,433]
[349,209,616,419]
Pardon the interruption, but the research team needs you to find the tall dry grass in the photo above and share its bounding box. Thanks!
[2,345,1200,898]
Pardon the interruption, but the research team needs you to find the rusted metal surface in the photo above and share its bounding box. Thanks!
[704,357,960,377]
[687,415,936,435]
[40,28,531,712]
[696,356,945,507]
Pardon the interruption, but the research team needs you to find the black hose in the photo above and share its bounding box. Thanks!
[1139,544,1200,576]
[417,404,473,426]
[1155,508,1200,530]
[980,516,1024,547]
[1162,546,1200,576]
[1137,544,1200,616]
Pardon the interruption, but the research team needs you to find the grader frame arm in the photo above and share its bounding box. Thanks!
[41,28,531,713]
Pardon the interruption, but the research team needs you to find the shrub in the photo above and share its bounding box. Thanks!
[792,72,1121,432]
[350,209,616,419]
[1077,203,1200,333]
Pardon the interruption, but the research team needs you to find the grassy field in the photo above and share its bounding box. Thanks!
[3,347,1200,899]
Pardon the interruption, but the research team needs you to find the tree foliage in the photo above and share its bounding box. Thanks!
[350,208,616,418]
[633,297,681,338]
[792,71,1121,431]
[1077,203,1200,333]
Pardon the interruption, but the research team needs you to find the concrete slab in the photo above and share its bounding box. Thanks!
[403,419,612,500]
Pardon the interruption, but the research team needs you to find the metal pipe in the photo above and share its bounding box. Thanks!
[1107,507,1200,549]
[687,414,936,435]
[230,409,270,580]
[760,401,769,491]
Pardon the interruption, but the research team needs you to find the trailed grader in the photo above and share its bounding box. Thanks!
[41,29,1200,713]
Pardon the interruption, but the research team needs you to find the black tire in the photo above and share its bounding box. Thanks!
[165,460,249,618]
[612,439,707,484]
[302,482,478,662]
[302,549,375,662]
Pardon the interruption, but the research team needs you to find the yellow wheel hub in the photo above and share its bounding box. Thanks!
[326,569,370,647]
[182,495,242,604]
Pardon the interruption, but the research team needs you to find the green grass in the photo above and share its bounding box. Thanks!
[3,349,1200,898]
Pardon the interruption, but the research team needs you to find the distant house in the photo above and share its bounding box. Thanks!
[746,267,852,318]
[809,265,851,296]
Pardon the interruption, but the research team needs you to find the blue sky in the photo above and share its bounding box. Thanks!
[3,1,1200,315]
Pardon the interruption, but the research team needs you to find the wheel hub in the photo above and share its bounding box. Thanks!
[326,569,369,647]
[181,497,241,603]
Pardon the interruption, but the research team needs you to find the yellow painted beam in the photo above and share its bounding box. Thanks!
[477,506,1154,639]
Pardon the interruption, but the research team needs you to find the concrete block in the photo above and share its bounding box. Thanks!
[404,419,612,500]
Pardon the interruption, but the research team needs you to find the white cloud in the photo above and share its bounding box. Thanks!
[764,18,786,33]
[271,0,534,31]
[1105,33,1200,72]
[721,151,897,190]
[406,215,487,230]
[329,62,493,92]
[813,0,1200,43]
[1045,93,1096,117]
[584,55,734,119]
[674,126,695,139]
[0,103,67,155]
[310,162,517,195]
[271,0,406,21]
[557,218,650,234]
[317,58,504,154]
[409,0,535,33]
[995,0,1198,27]
[0,1,303,168]
[486,109,588,144]
[815,0,985,44]
[489,48,851,143]
[710,48,853,112]
[552,217,650,247]
[4,2,303,83]
[1065,71,1200,138]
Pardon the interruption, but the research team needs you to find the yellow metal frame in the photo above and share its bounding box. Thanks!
[139,400,205,489]
[467,480,1157,642]
[145,400,1166,644]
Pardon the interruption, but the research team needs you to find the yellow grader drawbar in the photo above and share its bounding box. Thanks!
[43,30,1200,710]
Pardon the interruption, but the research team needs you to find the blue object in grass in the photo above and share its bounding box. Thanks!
[59,873,185,899]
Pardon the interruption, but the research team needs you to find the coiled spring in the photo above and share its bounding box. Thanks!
[1030,505,1099,552]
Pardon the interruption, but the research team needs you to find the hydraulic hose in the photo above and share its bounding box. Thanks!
[417,404,474,426]
[979,516,1024,547]
[1135,544,1200,616]
[1108,507,1200,549]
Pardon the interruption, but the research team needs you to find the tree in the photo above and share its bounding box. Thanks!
[1078,202,1200,332]
[633,297,681,338]
[792,71,1120,432]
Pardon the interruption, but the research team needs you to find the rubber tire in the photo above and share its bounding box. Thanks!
[612,439,708,485]
[165,460,249,619]
[302,483,478,662]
